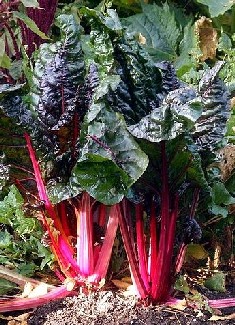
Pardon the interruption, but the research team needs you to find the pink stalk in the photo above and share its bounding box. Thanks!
[77,192,94,276]
[57,202,71,237]
[24,133,80,275]
[89,204,119,283]
[152,141,170,300]
[149,200,158,289]
[208,298,235,309]
[135,204,149,291]
[98,203,107,227]
[0,285,72,313]
[167,297,235,309]
[175,243,187,274]
[118,202,148,299]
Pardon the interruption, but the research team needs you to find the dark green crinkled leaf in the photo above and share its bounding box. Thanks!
[122,2,181,60]
[107,36,162,125]
[46,180,82,204]
[128,86,202,142]
[194,62,231,151]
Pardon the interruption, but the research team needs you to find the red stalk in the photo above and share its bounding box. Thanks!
[89,204,119,283]
[135,203,149,291]
[175,243,187,274]
[57,201,71,238]
[118,202,148,299]
[208,298,235,309]
[152,141,170,300]
[149,200,158,289]
[98,203,107,227]
[24,133,80,276]
[0,285,72,313]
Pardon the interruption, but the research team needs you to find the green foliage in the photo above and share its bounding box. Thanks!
[204,272,226,292]
[0,278,18,295]
[122,2,181,60]
[194,0,234,18]
[12,11,49,40]
[0,186,54,274]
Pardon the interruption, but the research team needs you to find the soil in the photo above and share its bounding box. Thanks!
[1,286,233,325]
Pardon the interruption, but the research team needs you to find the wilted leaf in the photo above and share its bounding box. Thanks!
[195,17,218,61]
[209,313,235,321]
[167,298,187,311]
[112,279,133,290]
[204,272,226,292]
[186,244,208,260]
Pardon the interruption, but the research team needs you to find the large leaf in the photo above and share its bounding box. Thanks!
[128,86,202,142]
[108,37,162,125]
[195,0,234,18]
[193,62,231,151]
[122,2,181,60]
[72,108,149,205]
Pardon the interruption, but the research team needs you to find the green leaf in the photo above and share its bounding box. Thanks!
[218,32,232,51]
[0,278,18,295]
[186,244,208,260]
[211,182,235,206]
[195,0,234,18]
[0,35,6,67]
[175,22,202,77]
[128,87,202,142]
[204,272,226,292]
[175,275,190,294]
[17,262,38,277]
[122,2,181,60]
[13,11,49,40]
[72,109,149,205]
[20,0,39,7]
[0,230,12,249]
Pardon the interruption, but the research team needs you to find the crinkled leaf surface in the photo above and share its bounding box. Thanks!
[128,86,202,142]
[108,36,162,125]
[122,3,181,60]
[194,62,231,151]
[72,108,149,205]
